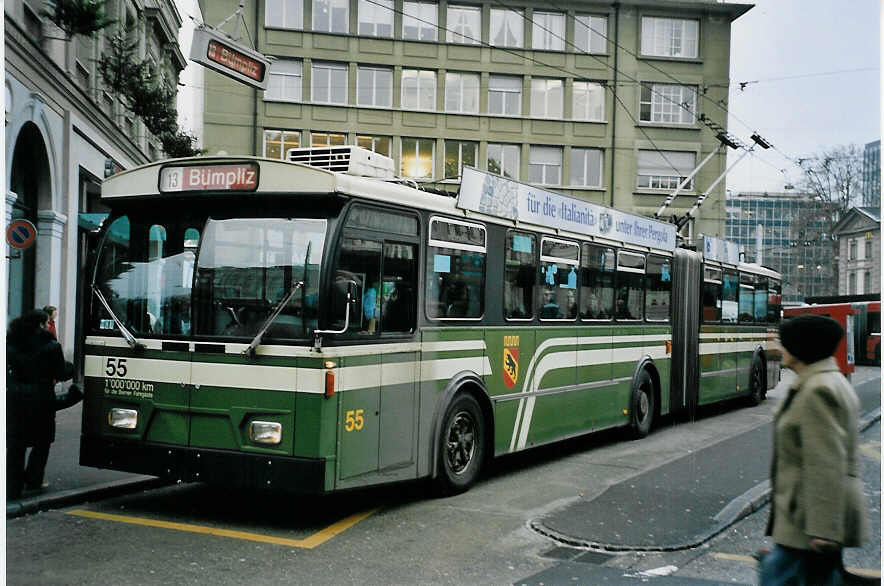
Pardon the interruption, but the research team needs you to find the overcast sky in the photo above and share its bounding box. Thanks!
[177,0,880,193]
[724,0,881,193]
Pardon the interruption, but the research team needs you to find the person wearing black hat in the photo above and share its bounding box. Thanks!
[760,314,867,585]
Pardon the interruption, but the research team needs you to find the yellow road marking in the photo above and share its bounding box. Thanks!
[68,508,377,549]
[711,553,880,577]
[859,441,880,461]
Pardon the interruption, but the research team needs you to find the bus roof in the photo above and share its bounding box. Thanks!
[101,155,700,256]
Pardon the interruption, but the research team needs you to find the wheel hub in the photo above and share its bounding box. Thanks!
[446,411,476,475]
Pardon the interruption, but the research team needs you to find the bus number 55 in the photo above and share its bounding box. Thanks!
[344,409,364,432]
[105,358,128,377]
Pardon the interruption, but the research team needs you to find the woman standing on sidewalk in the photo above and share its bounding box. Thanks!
[761,314,867,585]
[6,309,75,499]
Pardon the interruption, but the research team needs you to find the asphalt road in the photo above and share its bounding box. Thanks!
[5,366,880,585]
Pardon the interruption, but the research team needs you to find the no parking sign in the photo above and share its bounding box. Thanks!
[6,219,37,250]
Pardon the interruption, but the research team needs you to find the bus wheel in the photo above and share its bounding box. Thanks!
[747,358,765,406]
[629,370,655,439]
[434,393,485,496]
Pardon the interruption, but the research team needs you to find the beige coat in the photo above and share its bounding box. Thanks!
[765,357,867,549]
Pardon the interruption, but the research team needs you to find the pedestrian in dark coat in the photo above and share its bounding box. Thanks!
[6,309,75,499]
[760,314,867,585]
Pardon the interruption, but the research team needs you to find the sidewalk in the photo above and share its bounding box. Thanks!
[6,386,164,519]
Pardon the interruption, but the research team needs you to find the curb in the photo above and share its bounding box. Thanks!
[530,407,882,553]
[6,477,168,520]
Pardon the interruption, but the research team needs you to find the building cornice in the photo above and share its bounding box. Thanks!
[5,14,150,166]
[614,0,753,21]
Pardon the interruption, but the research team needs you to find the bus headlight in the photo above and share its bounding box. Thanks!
[249,421,282,445]
[108,408,138,429]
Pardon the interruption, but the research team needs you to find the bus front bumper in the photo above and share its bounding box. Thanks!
[80,436,327,494]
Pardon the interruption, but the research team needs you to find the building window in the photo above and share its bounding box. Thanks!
[488,75,522,116]
[444,140,477,179]
[575,15,606,54]
[849,271,856,294]
[863,271,871,293]
[487,143,520,180]
[313,0,349,33]
[490,8,523,48]
[447,5,481,44]
[357,66,393,107]
[356,135,392,157]
[572,80,605,121]
[532,12,565,51]
[312,62,348,105]
[641,16,699,59]
[402,1,437,41]
[265,60,303,102]
[637,150,695,190]
[264,130,302,159]
[530,78,563,118]
[570,148,603,188]
[640,83,696,124]
[266,0,303,29]
[358,0,393,37]
[849,239,857,260]
[445,72,479,114]
[530,146,562,185]
[401,137,435,179]
[401,69,436,110]
[312,132,347,146]
[865,238,872,260]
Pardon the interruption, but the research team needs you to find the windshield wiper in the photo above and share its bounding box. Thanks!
[92,287,145,350]
[244,240,313,358]
[243,281,303,358]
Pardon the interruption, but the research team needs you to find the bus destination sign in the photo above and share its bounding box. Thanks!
[457,167,677,251]
[190,26,270,90]
[159,163,259,193]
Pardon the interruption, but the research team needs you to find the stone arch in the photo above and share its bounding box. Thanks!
[5,94,58,211]
[7,121,52,319]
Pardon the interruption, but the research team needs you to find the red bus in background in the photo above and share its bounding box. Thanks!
[783,303,858,377]
[803,295,881,366]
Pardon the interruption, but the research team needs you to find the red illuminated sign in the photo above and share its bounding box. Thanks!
[206,40,265,83]
[159,163,260,193]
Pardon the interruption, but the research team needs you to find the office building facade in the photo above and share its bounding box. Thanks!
[198,0,750,240]
[725,190,838,304]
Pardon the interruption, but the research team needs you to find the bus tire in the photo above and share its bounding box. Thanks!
[747,357,765,406]
[433,393,485,496]
[629,369,655,439]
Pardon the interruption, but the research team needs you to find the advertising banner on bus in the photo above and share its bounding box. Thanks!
[457,167,676,252]
[701,235,740,264]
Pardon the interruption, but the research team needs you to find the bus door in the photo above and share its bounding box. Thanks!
[332,206,420,486]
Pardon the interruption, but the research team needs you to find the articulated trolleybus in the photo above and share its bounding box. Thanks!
[81,147,781,495]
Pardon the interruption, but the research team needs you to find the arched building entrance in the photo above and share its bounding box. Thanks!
[8,122,52,321]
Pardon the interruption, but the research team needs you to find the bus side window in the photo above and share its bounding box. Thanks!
[380,242,417,333]
[738,272,755,323]
[721,270,738,322]
[335,238,382,334]
[753,276,767,323]
[645,255,671,322]
[504,231,536,320]
[426,218,486,321]
[615,251,644,321]
[703,266,722,323]
[580,244,615,320]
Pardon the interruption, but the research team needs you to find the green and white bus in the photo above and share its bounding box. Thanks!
[80,147,781,495]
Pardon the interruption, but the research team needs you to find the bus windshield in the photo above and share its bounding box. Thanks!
[92,214,327,341]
